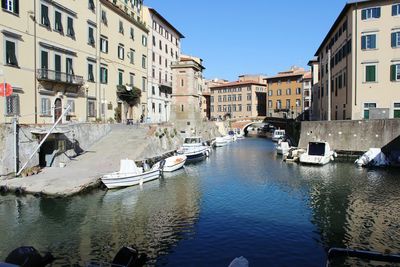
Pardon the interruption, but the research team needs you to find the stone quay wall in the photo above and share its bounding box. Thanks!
[298,119,400,153]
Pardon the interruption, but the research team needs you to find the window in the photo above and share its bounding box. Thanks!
[118,44,124,60]
[88,0,95,11]
[392,32,400,48]
[5,39,18,66]
[88,26,95,46]
[238,104,242,112]
[142,77,146,92]
[41,50,48,70]
[277,89,282,96]
[142,55,147,69]
[363,103,376,119]
[41,98,51,116]
[276,100,281,109]
[101,10,107,25]
[142,35,147,46]
[2,0,19,14]
[67,17,74,37]
[6,94,19,116]
[119,21,124,34]
[393,4,400,16]
[180,79,184,87]
[159,103,162,113]
[118,70,123,85]
[67,99,75,115]
[391,64,400,82]
[41,4,50,27]
[247,104,251,112]
[268,100,272,108]
[129,73,135,86]
[54,10,63,33]
[88,62,94,82]
[296,99,301,107]
[361,7,380,20]
[238,94,242,101]
[286,88,291,95]
[218,96,221,102]
[365,64,377,82]
[88,100,96,117]
[247,93,252,101]
[100,36,108,53]
[152,86,155,95]
[66,57,74,81]
[361,34,377,50]
[268,90,272,96]
[130,28,134,40]
[296,88,301,94]
[394,103,400,118]
[129,49,135,64]
[100,66,108,84]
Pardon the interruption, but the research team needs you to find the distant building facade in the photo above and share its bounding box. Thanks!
[312,0,400,120]
[301,71,312,120]
[209,75,267,120]
[0,0,148,124]
[265,67,306,119]
[143,7,184,123]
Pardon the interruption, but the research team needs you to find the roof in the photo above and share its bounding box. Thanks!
[314,0,371,56]
[265,71,306,81]
[210,80,266,89]
[303,71,312,80]
[149,8,185,38]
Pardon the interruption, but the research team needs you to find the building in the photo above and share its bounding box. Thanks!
[0,0,148,124]
[301,71,312,120]
[312,0,400,120]
[143,7,184,123]
[209,75,267,120]
[170,55,205,132]
[308,57,320,121]
[265,67,306,119]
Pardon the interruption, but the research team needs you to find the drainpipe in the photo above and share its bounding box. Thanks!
[354,4,358,108]
[328,49,332,121]
[34,0,38,124]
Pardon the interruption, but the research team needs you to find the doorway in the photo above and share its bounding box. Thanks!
[54,98,62,123]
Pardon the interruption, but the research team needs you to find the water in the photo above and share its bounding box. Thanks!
[1,138,400,266]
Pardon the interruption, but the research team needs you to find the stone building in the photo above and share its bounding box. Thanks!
[311,0,400,120]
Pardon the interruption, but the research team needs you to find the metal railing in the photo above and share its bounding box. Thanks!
[37,69,84,86]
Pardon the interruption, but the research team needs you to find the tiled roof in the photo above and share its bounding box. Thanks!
[210,80,266,89]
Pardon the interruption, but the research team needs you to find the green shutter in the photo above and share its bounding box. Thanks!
[364,110,370,119]
[362,9,367,20]
[394,110,400,118]
[366,65,376,82]
[391,65,396,81]
[392,33,397,48]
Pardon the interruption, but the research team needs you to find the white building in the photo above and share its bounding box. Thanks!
[143,7,184,123]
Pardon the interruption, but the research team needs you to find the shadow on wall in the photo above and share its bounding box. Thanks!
[381,135,400,165]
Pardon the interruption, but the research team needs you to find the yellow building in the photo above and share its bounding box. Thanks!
[0,0,148,124]
[265,67,306,119]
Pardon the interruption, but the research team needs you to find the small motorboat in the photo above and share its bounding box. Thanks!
[272,129,285,142]
[355,148,389,168]
[299,141,337,165]
[215,137,228,147]
[283,148,306,163]
[163,155,187,172]
[177,137,210,160]
[276,140,290,155]
[101,159,163,189]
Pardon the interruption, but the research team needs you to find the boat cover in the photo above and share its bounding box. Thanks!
[119,159,141,174]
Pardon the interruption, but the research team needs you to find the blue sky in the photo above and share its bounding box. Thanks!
[145,0,346,81]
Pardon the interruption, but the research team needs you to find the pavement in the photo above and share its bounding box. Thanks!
[0,126,150,197]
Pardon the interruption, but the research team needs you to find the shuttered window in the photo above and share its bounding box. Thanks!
[365,65,376,82]
[2,0,19,14]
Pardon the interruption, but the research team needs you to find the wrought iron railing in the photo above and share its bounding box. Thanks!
[37,69,84,86]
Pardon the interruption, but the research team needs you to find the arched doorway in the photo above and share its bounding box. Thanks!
[54,98,62,123]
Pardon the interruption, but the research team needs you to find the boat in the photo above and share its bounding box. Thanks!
[101,159,163,189]
[177,137,210,160]
[283,148,306,163]
[272,129,285,142]
[355,148,389,168]
[276,140,291,155]
[163,155,187,172]
[299,141,337,165]
[215,137,228,147]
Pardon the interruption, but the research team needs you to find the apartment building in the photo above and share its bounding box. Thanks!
[0,0,147,124]
[312,0,400,120]
[209,75,267,120]
[301,71,312,120]
[143,7,184,123]
[308,57,320,121]
[170,55,205,130]
[265,67,306,119]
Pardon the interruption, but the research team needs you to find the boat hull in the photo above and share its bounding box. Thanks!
[163,156,187,172]
[102,169,160,189]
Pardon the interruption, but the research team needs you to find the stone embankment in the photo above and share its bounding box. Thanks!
[0,122,221,197]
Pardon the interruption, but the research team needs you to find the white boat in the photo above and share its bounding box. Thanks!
[272,129,285,142]
[101,159,162,189]
[299,141,337,165]
[355,148,389,168]
[276,140,291,155]
[236,132,245,139]
[163,155,187,172]
[177,137,210,160]
[215,137,228,147]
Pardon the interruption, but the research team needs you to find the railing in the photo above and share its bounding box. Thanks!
[37,69,84,86]
[159,80,172,88]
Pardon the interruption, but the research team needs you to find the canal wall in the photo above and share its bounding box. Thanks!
[0,123,111,176]
[298,119,400,153]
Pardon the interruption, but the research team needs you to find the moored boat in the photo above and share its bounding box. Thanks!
[276,140,290,155]
[215,137,228,147]
[101,159,162,189]
[163,155,187,172]
[299,141,337,165]
[177,137,210,160]
[272,129,285,142]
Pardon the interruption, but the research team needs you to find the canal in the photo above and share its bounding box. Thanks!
[1,137,400,266]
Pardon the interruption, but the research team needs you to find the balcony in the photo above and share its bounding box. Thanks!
[159,80,172,94]
[37,69,84,86]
